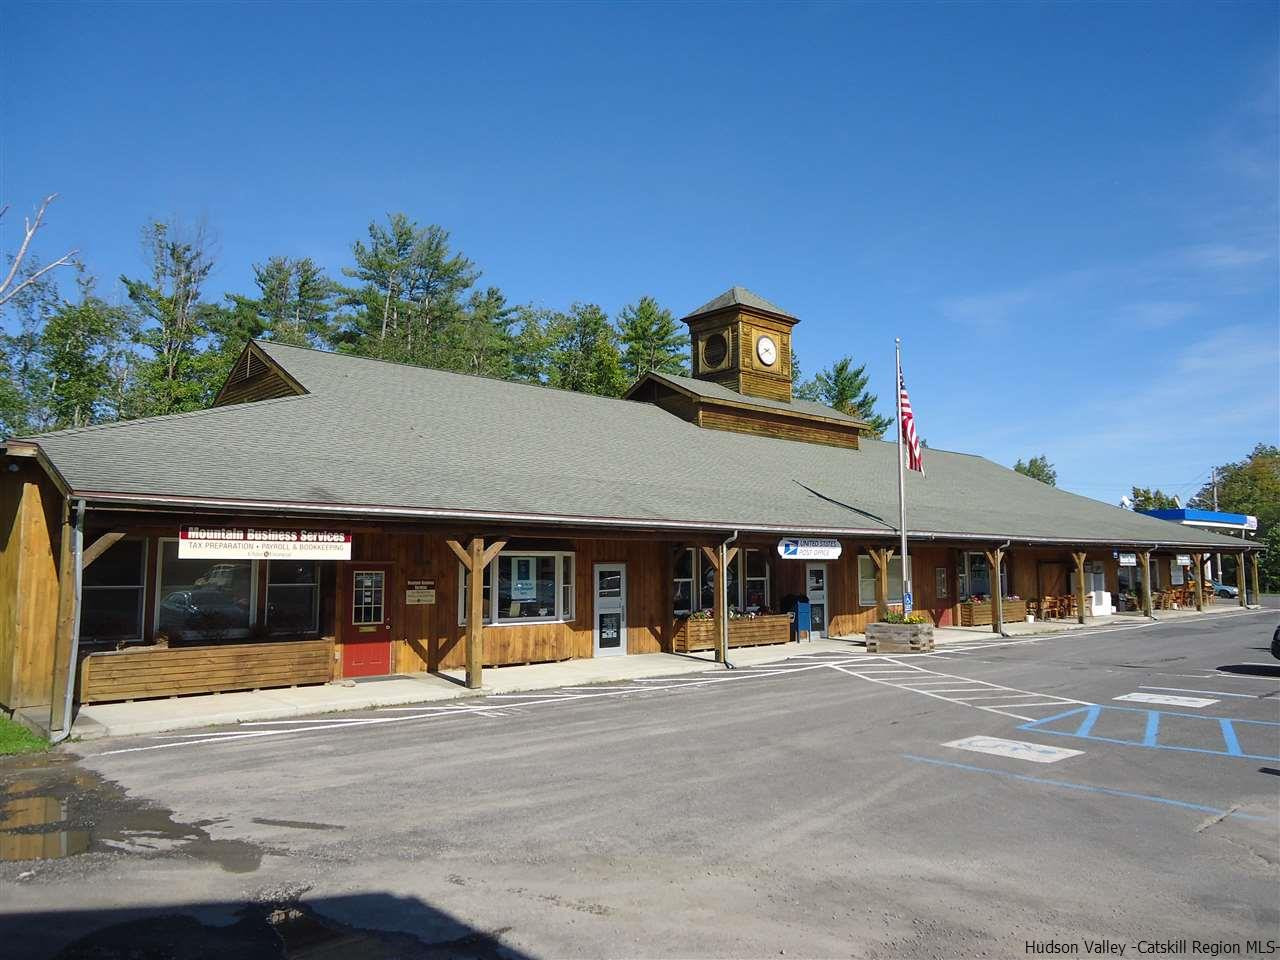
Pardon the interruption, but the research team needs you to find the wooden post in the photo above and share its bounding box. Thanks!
[1071,552,1088,625]
[701,545,738,664]
[447,537,507,689]
[868,547,893,621]
[984,547,1004,635]
[1190,553,1204,611]
[467,539,485,686]
[1236,551,1247,608]
[1251,553,1261,608]
[1137,550,1154,618]
[48,501,79,736]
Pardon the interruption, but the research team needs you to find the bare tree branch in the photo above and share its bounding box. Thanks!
[0,194,79,306]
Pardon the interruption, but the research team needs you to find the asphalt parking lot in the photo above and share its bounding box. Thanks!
[2,606,1278,959]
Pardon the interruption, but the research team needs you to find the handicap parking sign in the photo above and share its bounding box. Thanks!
[903,591,913,614]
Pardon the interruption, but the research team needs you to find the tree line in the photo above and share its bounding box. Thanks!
[0,203,892,437]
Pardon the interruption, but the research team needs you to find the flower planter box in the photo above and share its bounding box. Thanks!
[78,639,334,703]
[673,614,792,653]
[959,599,1027,627]
[864,621,934,653]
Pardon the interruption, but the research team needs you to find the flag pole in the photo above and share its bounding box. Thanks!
[895,338,911,613]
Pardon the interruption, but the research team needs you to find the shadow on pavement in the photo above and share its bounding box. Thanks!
[1216,663,1280,678]
[4,891,529,960]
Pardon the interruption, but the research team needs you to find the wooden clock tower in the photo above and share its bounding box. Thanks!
[684,286,798,403]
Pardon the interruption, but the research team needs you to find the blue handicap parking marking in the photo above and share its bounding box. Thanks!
[1018,705,1280,762]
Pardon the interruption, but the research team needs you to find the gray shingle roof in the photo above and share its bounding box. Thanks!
[683,286,795,320]
[17,340,1248,549]
[636,370,867,426]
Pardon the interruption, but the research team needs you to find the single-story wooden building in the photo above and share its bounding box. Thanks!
[0,287,1260,736]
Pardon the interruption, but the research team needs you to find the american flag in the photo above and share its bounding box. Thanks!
[899,372,924,475]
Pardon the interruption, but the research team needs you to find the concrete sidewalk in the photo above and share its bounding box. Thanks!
[70,637,861,741]
[932,600,1254,641]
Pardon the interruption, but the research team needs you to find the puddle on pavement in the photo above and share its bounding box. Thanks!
[0,752,262,871]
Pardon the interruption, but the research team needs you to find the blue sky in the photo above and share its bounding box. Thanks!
[3,1,1276,506]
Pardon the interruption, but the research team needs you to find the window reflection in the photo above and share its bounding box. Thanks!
[156,542,252,642]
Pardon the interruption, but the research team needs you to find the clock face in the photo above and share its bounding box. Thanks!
[756,335,778,366]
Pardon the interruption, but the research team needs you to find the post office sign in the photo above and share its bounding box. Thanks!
[1175,554,1191,566]
[1118,552,1138,567]
[777,538,842,560]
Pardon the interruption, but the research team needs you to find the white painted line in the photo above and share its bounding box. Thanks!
[1138,685,1260,699]
[1114,692,1218,708]
[943,735,1084,763]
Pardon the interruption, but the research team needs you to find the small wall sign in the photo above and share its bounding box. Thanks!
[1118,552,1138,567]
[178,525,352,560]
[777,538,842,560]
[1175,554,1192,566]
[406,579,436,605]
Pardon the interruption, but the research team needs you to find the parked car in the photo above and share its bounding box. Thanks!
[1272,623,1280,661]
[1210,579,1238,599]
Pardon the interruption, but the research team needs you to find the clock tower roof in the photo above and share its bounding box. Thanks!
[681,286,796,323]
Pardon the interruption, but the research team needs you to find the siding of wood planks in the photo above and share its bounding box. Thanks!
[0,463,63,711]
[695,406,861,449]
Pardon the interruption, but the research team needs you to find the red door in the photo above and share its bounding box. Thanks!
[342,564,393,677]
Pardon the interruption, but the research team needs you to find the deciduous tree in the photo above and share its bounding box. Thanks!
[543,303,627,397]
[1128,486,1178,510]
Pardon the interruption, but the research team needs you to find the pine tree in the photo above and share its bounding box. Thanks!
[617,296,687,381]
[796,356,893,436]
[225,256,339,348]
[1014,455,1058,486]
[120,221,222,417]
[338,213,478,366]
[446,287,517,378]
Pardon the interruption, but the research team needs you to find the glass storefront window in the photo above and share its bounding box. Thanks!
[673,548,694,615]
[81,539,146,644]
[156,540,253,642]
[459,552,573,624]
[267,560,320,635]
[858,555,911,605]
[497,555,557,620]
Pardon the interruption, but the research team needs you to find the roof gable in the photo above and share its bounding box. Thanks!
[213,341,309,407]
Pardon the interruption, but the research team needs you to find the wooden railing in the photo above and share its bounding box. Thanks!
[78,639,333,703]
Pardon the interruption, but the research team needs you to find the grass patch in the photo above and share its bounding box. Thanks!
[0,715,48,755]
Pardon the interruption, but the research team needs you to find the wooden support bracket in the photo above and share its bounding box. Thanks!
[81,531,125,570]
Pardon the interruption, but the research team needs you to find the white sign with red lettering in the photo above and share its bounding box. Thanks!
[178,526,352,560]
